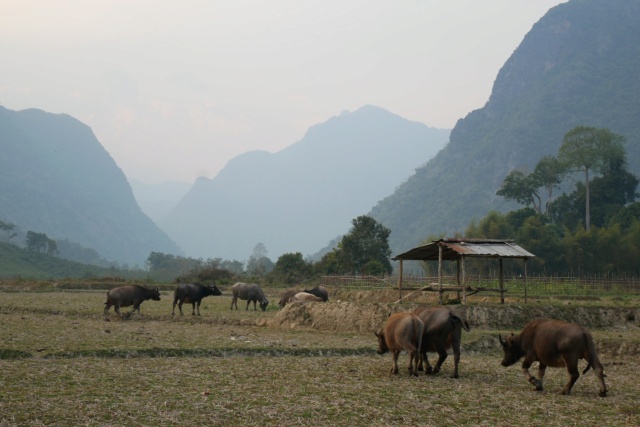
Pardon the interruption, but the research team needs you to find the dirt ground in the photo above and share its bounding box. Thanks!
[268,288,640,356]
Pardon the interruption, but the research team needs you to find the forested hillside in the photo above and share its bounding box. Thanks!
[371,0,640,255]
[0,107,181,266]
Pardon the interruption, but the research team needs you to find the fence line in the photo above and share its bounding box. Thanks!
[320,274,640,297]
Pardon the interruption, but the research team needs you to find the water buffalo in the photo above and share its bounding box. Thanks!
[231,282,269,311]
[375,312,424,376]
[289,292,324,303]
[499,318,607,397]
[413,305,470,378]
[172,283,222,316]
[302,285,329,302]
[103,285,161,320]
[278,288,300,309]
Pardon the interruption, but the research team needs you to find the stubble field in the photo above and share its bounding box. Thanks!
[0,288,638,426]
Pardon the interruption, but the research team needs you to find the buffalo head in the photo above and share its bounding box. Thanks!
[208,285,223,296]
[498,333,519,367]
[259,298,269,312]
[374,330,388,354]
[147,286,161,301]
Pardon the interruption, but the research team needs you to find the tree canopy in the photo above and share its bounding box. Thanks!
[558,126,626,229]
[316,215,393,276]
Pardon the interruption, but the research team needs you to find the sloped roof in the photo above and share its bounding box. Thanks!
[392,238,535,261]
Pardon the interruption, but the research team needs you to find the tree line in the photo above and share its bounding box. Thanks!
[467,126,640,275]
[146,215,394,285]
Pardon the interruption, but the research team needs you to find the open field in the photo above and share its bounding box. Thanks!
[1,288,639,426]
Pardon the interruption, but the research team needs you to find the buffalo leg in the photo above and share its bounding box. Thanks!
[522,359,543,391]
[417,351,428,373]
[127,304,140,319]
[195,301,200,316]
[593,361,607,397]
[561,358,579,395]
[432,347,448,375]
[114,304,123,318]
[409,349,419,377]
[451,328,463,378]
[391,350,400,374]
[103,303,112,320]
[423,353,434,374]
[537,364,547,390]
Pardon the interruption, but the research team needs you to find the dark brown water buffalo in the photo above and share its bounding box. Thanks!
[231,282,269,311]
[499,318,607,397]
[103,285,161,320]
[278,288,300,309]
[172,283,222,316]
[413,305,470,378]
[375,312,424,376]
[302,285,329,301]
[289,292,324,303]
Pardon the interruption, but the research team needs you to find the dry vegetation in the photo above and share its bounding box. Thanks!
[0,286,638,426]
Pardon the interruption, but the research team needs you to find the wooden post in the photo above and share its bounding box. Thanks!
[524,258,528,304]
[461,256,467,305]
[398,259,403,302]
[499,258,505,304]
[456,258,461,300]
[438,244,443,305]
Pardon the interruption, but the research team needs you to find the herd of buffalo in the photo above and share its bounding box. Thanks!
[102,283,607,397]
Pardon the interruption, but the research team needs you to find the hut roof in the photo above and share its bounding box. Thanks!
[392,238,535,261]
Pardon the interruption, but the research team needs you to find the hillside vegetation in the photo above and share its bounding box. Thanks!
[371,0,640,255]
[0,241,145,280]
[0,107,181,266]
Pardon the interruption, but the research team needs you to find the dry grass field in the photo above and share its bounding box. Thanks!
[0,288,638,426]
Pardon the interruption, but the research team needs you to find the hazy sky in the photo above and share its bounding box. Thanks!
[1,0,566,184]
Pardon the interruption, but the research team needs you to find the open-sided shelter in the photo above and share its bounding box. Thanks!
[392,238,535,304]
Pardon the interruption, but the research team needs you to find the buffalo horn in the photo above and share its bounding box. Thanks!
[498,334,505,346]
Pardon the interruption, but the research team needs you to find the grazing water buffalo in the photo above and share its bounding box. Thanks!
[413,306,470,378]
[499,318,607,397]
[172,283,222,316]
[278,288,300,309]
[375,312,424,376]
[231,282,269,311]
[289,292,324,303]
[302,285,329,302]
[103,285,161,320]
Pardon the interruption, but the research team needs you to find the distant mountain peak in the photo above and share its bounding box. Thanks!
[161,107,450,260]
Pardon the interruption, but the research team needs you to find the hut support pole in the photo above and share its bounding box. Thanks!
[461,256,467,305]
[456,259,461,300]
[499,258,505,304]
[398,260,403,302]
[524,258,528,304]
[438,244,443,305]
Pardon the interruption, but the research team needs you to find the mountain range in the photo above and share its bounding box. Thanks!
[370,0,640,255]
[3,0,639,270]
[0,107,181,267]
[161,105,450,260]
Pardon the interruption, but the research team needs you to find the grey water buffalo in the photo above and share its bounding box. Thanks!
[289,292,324,303]
[375,312,424,376]
[413,305,470,378]
[172,283,222,316]
[231,282,269,311]
[103,285,161,320]
[278,288,300,309]
[499,318,607,397]
[302,285,329,301]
